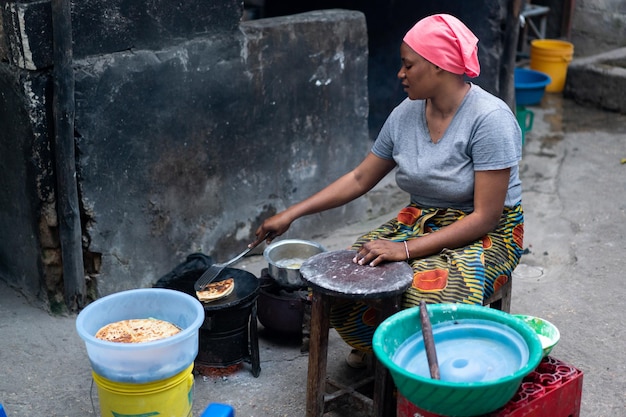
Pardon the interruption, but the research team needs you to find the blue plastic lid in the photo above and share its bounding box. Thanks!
[201,403,235,417]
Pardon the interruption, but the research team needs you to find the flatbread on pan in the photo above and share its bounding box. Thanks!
[196,277,235,303]
[95,318,181,343]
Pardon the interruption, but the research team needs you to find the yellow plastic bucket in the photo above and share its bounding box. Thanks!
[93,364,194,417]
[530,39,574,93]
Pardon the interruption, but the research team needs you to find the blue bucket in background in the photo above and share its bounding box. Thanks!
[515,68,551,106]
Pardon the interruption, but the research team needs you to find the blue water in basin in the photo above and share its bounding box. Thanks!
[392,319,529,383]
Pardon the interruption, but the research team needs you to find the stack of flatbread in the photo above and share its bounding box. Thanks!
[95,318,181,343]
[196,277,235,303]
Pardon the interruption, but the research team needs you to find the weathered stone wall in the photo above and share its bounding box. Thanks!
[565,47,626,114]
[570,0,626,57]
[75,10,375,297]
[0,0,243,70]
[0,65,56,308]
[0,0,520,309]
[0,5,387,306]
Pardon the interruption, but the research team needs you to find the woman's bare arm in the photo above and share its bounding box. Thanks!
[250,153,397,247]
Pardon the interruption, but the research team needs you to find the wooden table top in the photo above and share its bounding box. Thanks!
[300,250,413,299]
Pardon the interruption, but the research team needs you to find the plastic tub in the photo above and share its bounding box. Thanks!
[76,288,204,383]
[373,304,543,416]
[515,68,551,106]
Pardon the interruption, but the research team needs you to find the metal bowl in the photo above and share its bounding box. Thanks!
[263,239,325,288]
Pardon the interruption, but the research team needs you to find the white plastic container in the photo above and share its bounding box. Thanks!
[76,288,204,383]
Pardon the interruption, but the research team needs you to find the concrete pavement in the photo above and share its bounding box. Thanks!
[1,93,625,416]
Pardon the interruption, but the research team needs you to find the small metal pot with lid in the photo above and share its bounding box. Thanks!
[263,239,326,288]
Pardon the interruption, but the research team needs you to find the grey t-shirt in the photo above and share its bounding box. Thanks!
[372,83,522,212]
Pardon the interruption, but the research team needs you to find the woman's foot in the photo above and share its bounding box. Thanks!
[346,349,369,369]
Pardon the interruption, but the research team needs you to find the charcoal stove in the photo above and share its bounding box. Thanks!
[154,261,260,377]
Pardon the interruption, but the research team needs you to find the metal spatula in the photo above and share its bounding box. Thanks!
[194,246,253,291]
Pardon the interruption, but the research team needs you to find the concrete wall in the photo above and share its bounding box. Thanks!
[565,47,626,113]
[0,5,392,309]
[0,0,243,70]
[76,10,376,297]
[0,66,54,307]
[0,0,520,311]
[570,0,626,57]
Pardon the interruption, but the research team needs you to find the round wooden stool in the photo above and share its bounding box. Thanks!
[300,250,413,417]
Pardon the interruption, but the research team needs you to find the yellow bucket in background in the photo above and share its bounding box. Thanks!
[530,39,574,93]
[93,364,194,417]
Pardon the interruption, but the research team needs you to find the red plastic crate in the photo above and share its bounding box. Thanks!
[397,356,583,417]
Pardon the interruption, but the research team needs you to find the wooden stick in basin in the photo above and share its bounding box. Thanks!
[419,301,440,380]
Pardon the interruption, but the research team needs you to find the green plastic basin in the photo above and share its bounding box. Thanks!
[373,304,542,416]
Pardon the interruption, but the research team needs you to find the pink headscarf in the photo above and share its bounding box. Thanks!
[403,14,480,78]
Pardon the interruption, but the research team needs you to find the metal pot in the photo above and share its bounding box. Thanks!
[257,287,306,334]
[263,239,325,288]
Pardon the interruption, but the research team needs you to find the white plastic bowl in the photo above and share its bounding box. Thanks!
[513,314,560,357]
[76,288,204,383]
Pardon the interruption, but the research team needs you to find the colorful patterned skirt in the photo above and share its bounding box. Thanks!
[330,203,524,351]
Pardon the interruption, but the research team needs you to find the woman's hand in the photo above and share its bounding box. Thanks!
[249,211,293,248]
[353,239,408,267]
